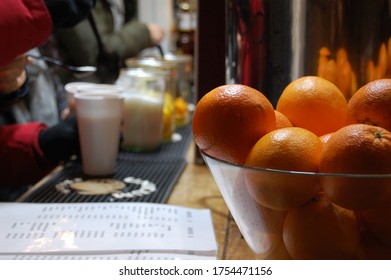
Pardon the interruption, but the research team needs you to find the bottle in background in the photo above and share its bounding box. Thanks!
[175,0,196,56]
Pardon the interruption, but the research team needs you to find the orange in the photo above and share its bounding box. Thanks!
[319,132,333,144]
[230,171,291,259]
[248,203,289,258]
[259,205,292,259]
[319,124,391,210]
[255,203,287,254]
[274,110,292,129]
[192,84,276,165]
[229,173,289,257]
[347,79,391,132]
[283,194,360,259]
[263,239,292,260]
[276,76,348,136]
[361,198,391,247]
[245,127,323,210]
[356,230,391,260]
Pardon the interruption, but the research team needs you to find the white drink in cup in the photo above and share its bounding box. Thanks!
[122,94,164,151]
[116,68,166,152]
[75,90,124,176]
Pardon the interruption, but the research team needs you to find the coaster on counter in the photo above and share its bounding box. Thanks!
[69,179,126,195]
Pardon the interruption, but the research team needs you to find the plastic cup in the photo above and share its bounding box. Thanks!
[65,82,123,116]
[74,90,124,176]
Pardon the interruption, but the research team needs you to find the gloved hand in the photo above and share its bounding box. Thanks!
[44,0,96,28]
[38,116,80,163]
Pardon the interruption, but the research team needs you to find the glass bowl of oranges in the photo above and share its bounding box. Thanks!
[201,149,391,260]
[193,79,391,260]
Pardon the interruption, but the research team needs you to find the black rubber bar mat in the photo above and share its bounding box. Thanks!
[20,125,192,204]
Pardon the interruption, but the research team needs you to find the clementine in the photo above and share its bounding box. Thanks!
[276,76,348,136]
[192,84,276,165]
[347,79,391,132]
[283,194,360,259]
[319,124,391,210]
[245,127,323,210]
[274,110,292,129]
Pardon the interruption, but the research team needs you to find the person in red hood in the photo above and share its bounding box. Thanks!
[0,0,95,200]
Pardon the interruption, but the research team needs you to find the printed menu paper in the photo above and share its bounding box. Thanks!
[0,202,217,260]
[0,252,215,260]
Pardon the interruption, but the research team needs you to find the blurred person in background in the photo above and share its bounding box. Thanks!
[0,0,96,200]
[4,47,69,128]
[0,0,96,66]
[53,0,165,84]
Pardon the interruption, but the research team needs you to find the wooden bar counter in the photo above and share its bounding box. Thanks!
[168,144,258,260]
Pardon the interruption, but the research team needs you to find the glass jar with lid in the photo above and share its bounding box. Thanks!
[116,68,166,152]
[125,58,177,141]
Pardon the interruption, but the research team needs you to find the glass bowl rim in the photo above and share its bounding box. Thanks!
[199,149,391,178]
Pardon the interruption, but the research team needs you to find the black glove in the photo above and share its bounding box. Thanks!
[38,116,80,163]
[44,0,96,28]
